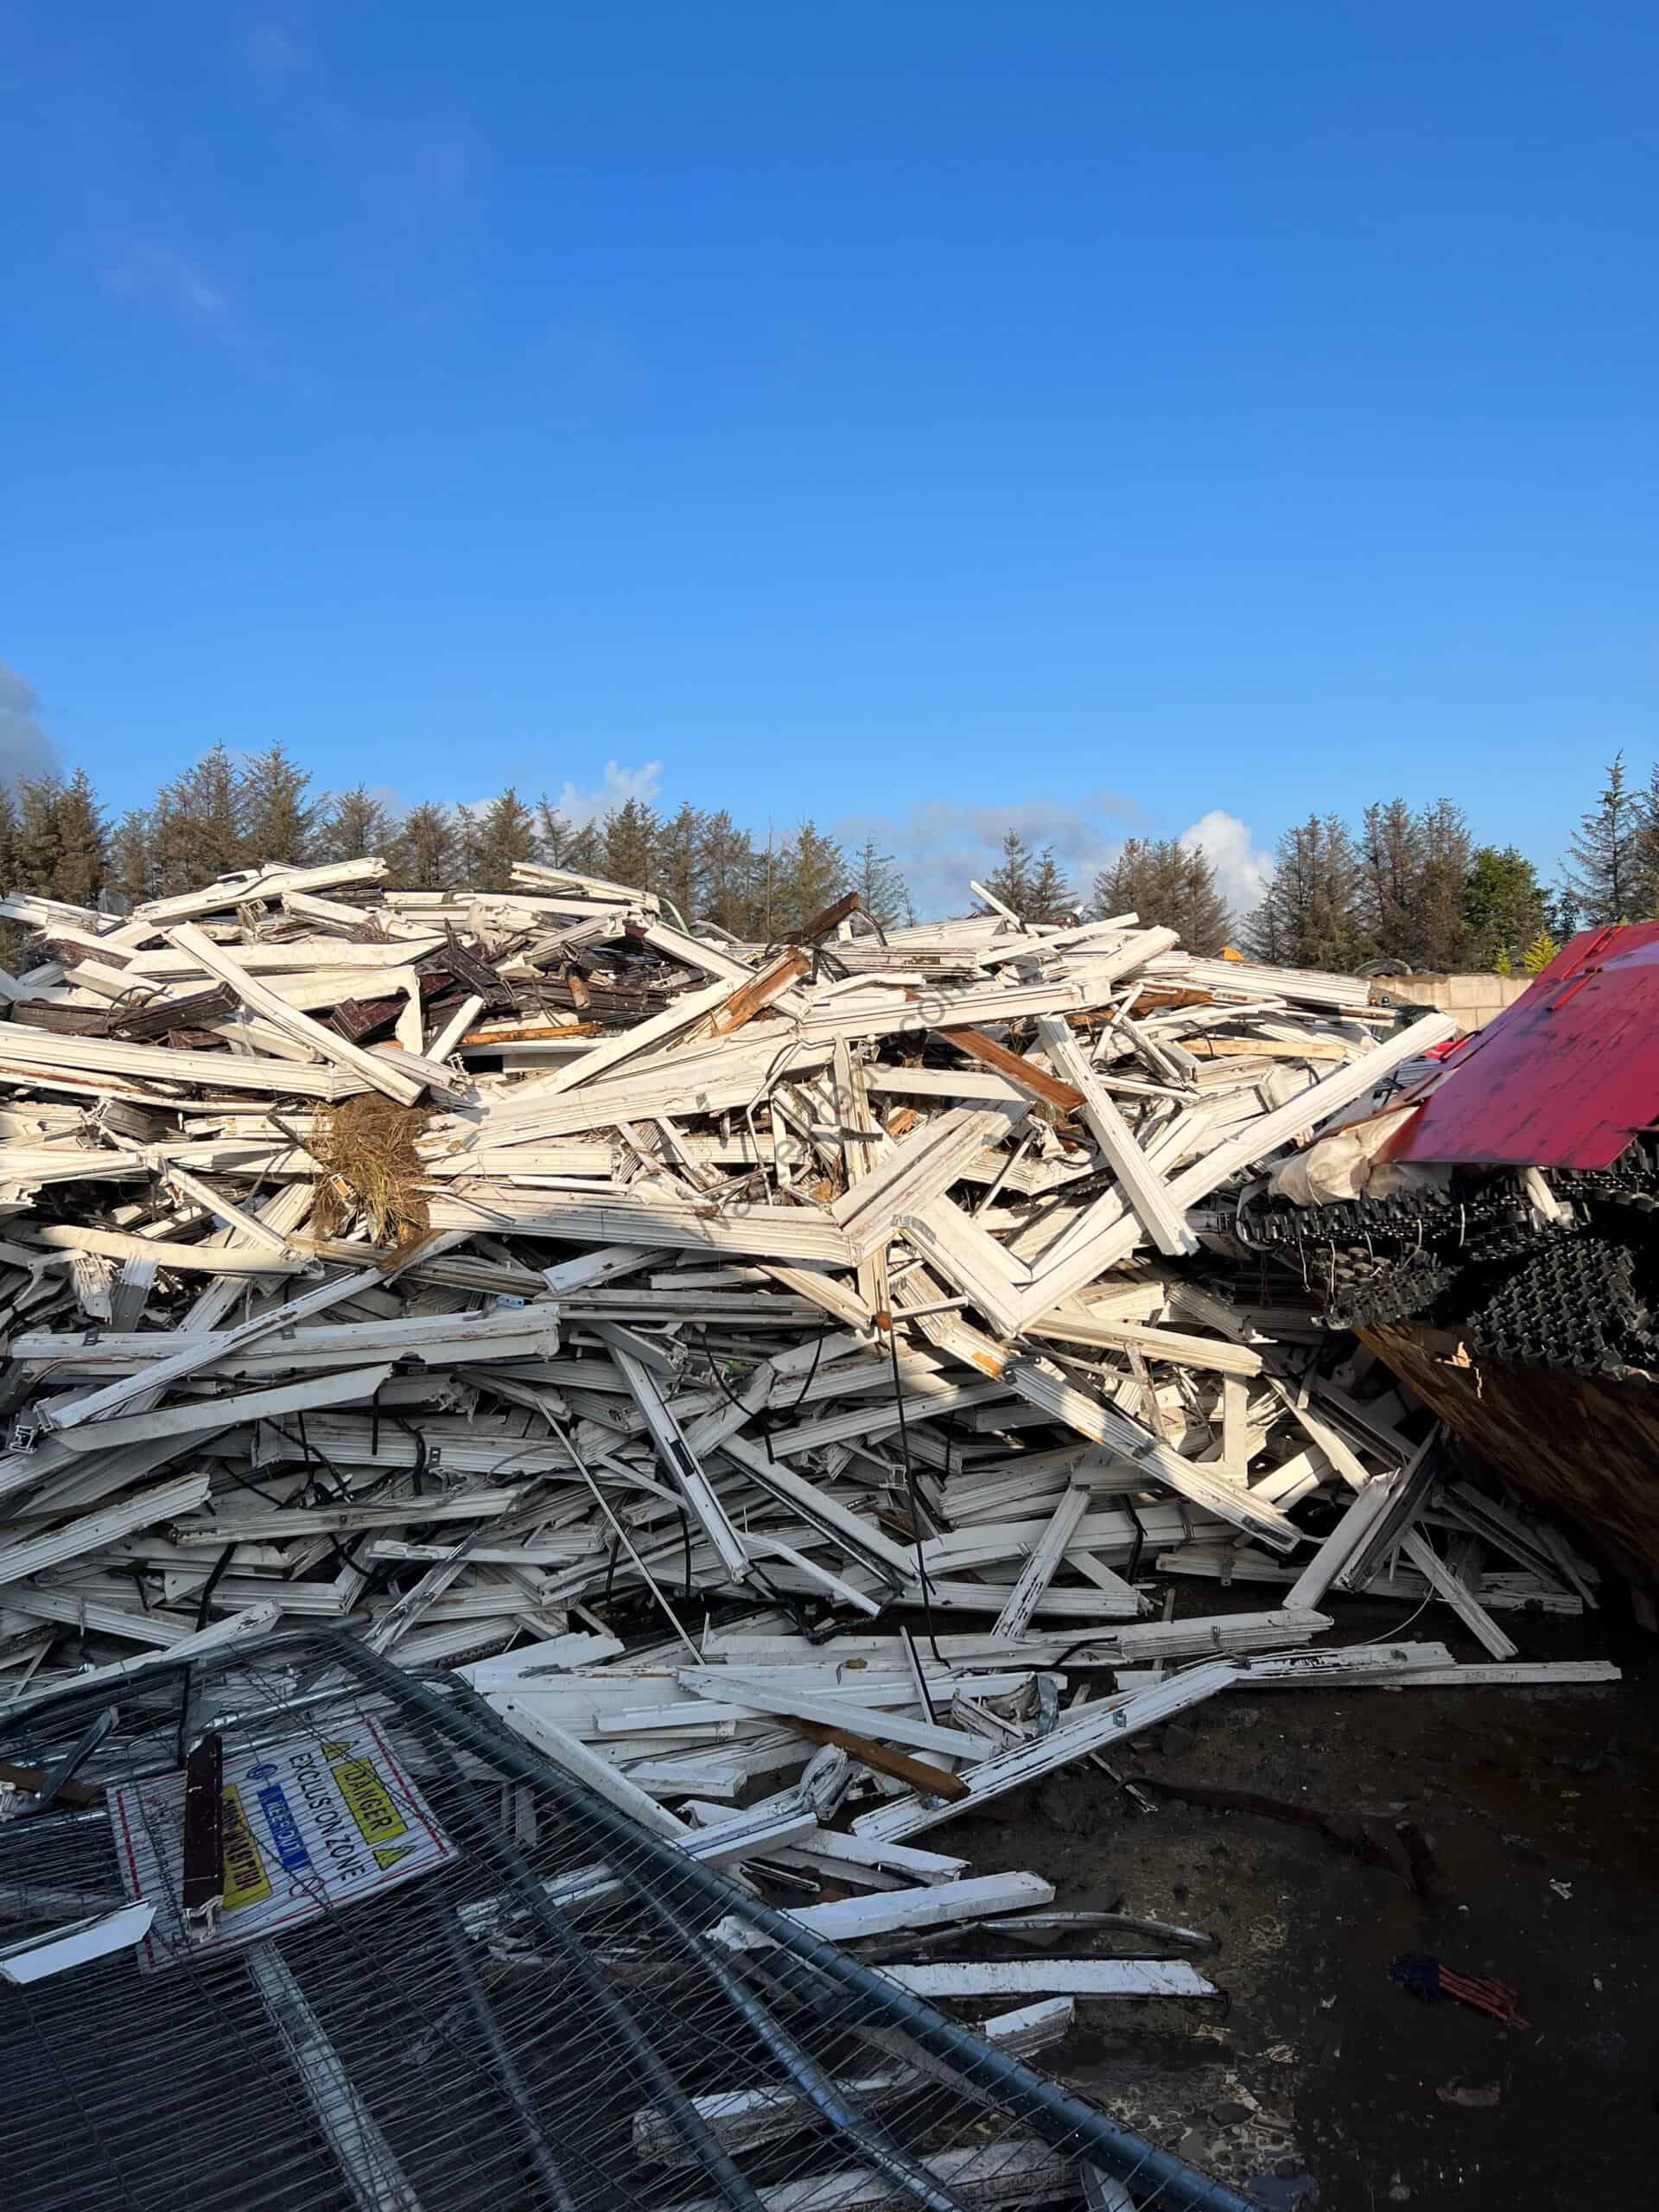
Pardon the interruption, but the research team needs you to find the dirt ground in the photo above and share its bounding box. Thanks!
[938,1599,1658,2210]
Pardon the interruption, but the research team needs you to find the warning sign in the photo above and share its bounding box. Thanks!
[220,1786,272,1913]
[110,1711,456,1974]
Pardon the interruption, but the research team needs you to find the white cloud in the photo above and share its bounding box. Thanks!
[104,245,228,325]
[834,791,1141,919]
[553,760,664,830]
[0,663,62,785]
[1179,810,1274,920]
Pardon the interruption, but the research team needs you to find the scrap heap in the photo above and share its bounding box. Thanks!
[0,861,1615,1938]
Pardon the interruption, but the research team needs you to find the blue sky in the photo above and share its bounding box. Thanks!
[2,3,1655,914]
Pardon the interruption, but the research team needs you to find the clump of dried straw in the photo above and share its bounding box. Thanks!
[309,1094,434,1246]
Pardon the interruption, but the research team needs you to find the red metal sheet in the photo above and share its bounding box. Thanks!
[1384,925,1659,1170]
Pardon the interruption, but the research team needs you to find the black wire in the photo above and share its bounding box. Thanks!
[695,1322,836,1464]
[1046,1636,1127,1672]
[194,1542,238,1633]
[687,1323,855,1637]
[251,1417,384,1581]
[743,1557,822,1639]
[787,1326,831,1410]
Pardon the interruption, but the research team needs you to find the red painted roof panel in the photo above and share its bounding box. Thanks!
[1384,925,1659,1170]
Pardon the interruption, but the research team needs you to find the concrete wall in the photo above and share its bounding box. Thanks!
[1369,973,1531,1030]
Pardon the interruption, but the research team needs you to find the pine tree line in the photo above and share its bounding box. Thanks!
[3,741,1654,973]
[1241,763,1659,976]
[0,743,920,946]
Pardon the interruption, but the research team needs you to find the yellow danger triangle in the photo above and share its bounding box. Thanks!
[321,1740,357,1758]
[374,1843,416,1871]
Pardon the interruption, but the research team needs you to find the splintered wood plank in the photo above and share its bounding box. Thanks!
[694,949,810,1039]
[684,1673,987,1758]
[940,1028,1085,1116]
[785,1718,970,1800]
[797,890,861,941]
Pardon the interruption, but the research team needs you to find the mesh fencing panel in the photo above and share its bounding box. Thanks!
[0,1630,1259,2212]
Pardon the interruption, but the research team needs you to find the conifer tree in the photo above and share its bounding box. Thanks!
[466,788,540,891]
[701,811,757,935]
[0,785,18,898]
[1024,846,1074,924]
[1416,798,1473,970]
[985,829,1033,917]
[51,768,109,906]
[603,798,659,892]
[107,810,155,906]
[155,746,244,889]
[847,837,909,928]
[12,776,64,895]
[1174,842,1232,954]
[535,796,575,865]
[321,786,393,861]
[239,743,316,868]
[390,802,460,888]
[1246,814,1367,971]
[753,829,782,941]
[0,785,19,968]
[146,791,184,897]
[1635,761,1659,917]
[1563,753,1641,925]
[1522,930,1560,974]
[561,820,606,874]
[654,804,705,922]
[781,820,846,936]
[1357,798,1421,967]
[1090,837,1230,954]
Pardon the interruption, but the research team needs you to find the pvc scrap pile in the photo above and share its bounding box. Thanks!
[0,858,1617,1970]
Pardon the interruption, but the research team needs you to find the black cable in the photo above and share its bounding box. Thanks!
[689,1323,852,1637]
[253,1417,379,1581]
[786,1325,831,1411]
[744,1557,822,1640]
[696,1323,836,1464]
[1122,1495,1147,1583]
[194,1541,238,1633]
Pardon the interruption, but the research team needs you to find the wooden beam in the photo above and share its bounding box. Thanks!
[785,1718,970,1801]
[796,890,861,942]
[940,1028,1085,1116]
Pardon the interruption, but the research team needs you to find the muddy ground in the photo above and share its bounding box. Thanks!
[928,1600,1658,2210]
